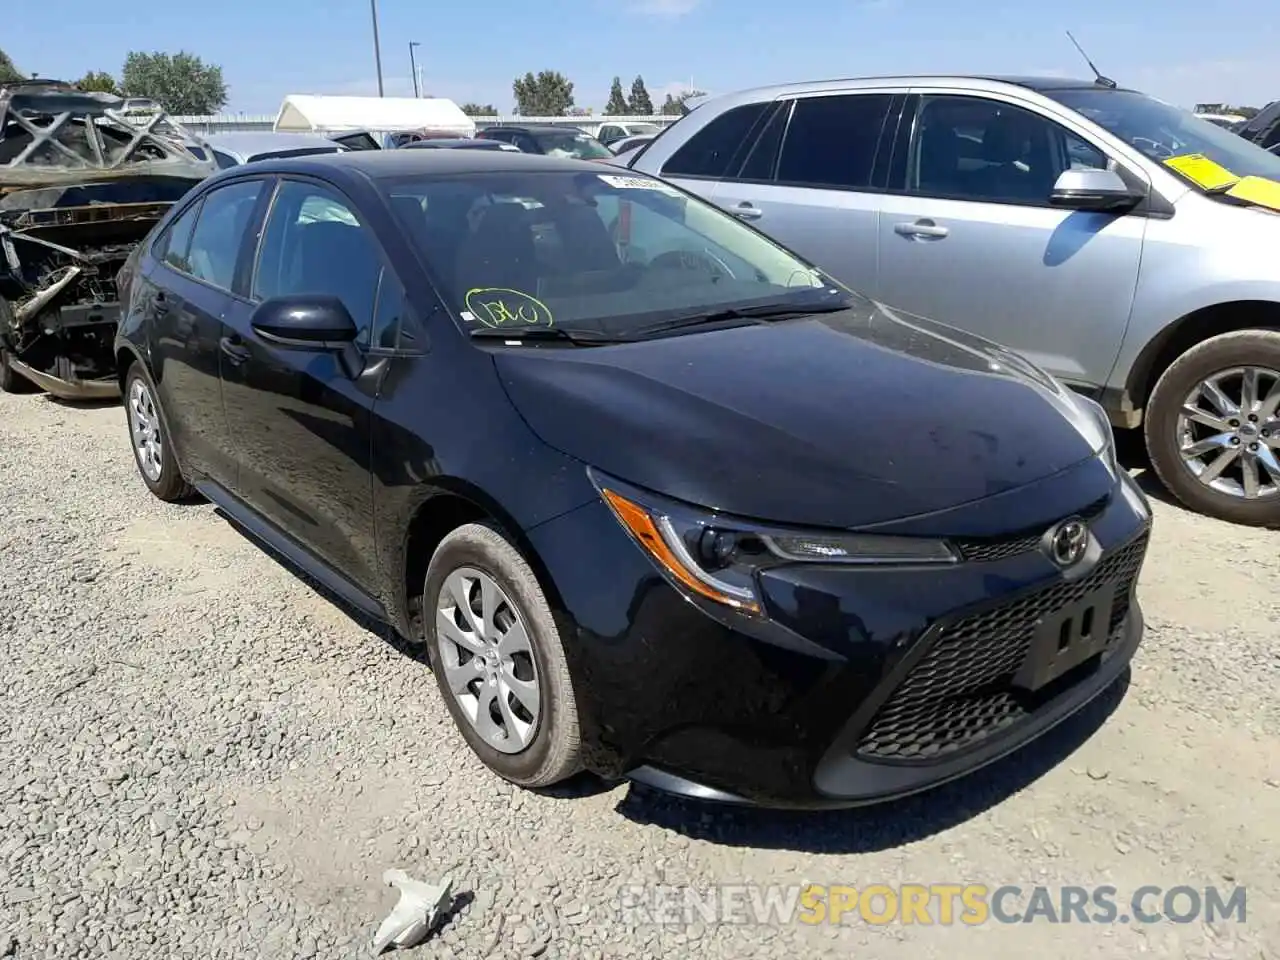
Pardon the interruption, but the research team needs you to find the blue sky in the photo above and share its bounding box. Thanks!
[6,0,1279,115]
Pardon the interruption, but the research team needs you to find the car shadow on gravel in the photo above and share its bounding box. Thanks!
[1114,426,1183,510]
[612,670,1131,853]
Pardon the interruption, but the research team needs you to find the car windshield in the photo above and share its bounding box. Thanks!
[627,123,661,135]
[532,131,614,160]
[1046,88,1280,187]
[382,169,854,340]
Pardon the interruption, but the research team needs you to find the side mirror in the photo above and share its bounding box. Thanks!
[250,295,359,351]
[1049,168,1143,212]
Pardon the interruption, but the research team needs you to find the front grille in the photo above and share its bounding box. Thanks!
[953,497,1110,563]
[855,531,1148,763]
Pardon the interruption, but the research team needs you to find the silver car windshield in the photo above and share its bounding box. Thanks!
[1047,88,1280,187]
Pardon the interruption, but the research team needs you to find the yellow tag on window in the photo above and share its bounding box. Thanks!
[1163,154,1240,191]
[1224,176,1280,212]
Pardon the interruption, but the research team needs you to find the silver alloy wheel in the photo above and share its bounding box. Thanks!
[1176,365,1280,500]
[127,378,164,483]
[435,567,541,754]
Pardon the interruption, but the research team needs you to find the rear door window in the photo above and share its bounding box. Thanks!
[184,179,266,290]
[774,94,893,190]
[661,102,771,179]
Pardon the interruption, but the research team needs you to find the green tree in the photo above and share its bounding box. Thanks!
[661,88,706,116]
[627,76,653,115]
[0,49,25,83]
[120,51,227,115]
[461,102,498,116]
[512,71,574,116]
[605,77,628,115]
[76,70,119,95]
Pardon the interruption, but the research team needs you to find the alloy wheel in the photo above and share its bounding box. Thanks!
[1176,365,1280,500]
[435,567,542,754]
[127,377,164,483]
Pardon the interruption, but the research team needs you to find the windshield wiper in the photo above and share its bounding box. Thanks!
[468,326,615,345]
[636,301,849,339]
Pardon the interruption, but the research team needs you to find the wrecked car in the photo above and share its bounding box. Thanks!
[0,79,216,398]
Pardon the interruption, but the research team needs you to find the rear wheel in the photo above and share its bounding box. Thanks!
[422,522,583,788]
[1145,329,1280,526]
[124,364,194,502]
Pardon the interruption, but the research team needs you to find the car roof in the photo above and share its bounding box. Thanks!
[484,123,585,133]
[219,148,604,184]
[705,74,1140,101]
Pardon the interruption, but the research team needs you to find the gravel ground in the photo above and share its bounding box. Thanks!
[1,391,1278,960]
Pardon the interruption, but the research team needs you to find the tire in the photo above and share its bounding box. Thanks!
[1145,328,1280,527]
[123,363,194,502]
[422,522,583,788]
[0,298,34,394]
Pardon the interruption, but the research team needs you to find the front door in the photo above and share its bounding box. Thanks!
[219,177,401,590]
[875,92,1146,388]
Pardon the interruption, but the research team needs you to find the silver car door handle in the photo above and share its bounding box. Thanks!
[732,202,763,221]
[894,219,949,239]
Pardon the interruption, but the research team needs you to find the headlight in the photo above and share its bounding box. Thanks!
[591,471,958,616]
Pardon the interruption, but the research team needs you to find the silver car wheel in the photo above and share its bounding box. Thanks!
[127,378,164,483]
[1177,365,1280,500]
[435,566,541,754]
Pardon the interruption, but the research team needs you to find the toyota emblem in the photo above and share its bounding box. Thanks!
[1047,518,1089,568]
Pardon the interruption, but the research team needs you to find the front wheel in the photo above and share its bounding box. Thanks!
[422,522,583,788]
[1145,329,1280,526]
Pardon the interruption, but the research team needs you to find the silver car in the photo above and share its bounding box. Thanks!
[629,75,1280,526]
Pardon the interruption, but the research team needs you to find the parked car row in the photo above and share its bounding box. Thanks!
[6,70,1280,811]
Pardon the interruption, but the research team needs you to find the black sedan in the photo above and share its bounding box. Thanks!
[113,150,1152,808]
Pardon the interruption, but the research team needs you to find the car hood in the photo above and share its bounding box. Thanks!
[493,300,1111,529]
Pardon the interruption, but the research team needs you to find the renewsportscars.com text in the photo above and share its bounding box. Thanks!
[614,883,1247,926]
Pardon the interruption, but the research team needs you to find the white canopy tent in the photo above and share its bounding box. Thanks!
[273,95,476,141]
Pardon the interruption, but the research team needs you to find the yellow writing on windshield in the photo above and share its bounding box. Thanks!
[463,288,554,328]
[1224,176,1280,212]
[1163,154,1240,191]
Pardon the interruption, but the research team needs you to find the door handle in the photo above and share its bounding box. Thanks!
[894,219,949,239]
[219,335,251,366]
[152,291,170,316]
[731,202,763,221]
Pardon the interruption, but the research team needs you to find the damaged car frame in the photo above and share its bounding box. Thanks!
[0,79,216,398]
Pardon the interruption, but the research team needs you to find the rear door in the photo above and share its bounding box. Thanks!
[706,92,901,299]
[219,176,400,589]
[874,90,1146,387]
[145,177,268,487]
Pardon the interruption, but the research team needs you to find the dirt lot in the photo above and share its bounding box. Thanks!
[1,390,1278,960]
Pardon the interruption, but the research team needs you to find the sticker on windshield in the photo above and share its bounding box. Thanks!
[463,288,554,328]
[1163,154,1239,191]
[597,173,680,195]
[1224,176,1280,212]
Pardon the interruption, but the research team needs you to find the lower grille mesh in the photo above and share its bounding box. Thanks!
[855,532,1148,763]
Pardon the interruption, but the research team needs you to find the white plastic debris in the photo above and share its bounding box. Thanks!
[370,869,454,954]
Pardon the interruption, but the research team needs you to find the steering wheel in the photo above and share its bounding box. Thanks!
[649,248,736,281]
[1132,137,1173,159]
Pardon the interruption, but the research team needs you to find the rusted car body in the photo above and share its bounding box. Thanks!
[0,79,216,399]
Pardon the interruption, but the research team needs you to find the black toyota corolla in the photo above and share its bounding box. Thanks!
[114,150,1151,808]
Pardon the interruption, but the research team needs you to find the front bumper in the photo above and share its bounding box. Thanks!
[7,356,120,399]
[527,466,1151,809]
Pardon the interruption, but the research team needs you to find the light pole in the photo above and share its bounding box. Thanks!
[408,41,421,98]
[369,0,385,97]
